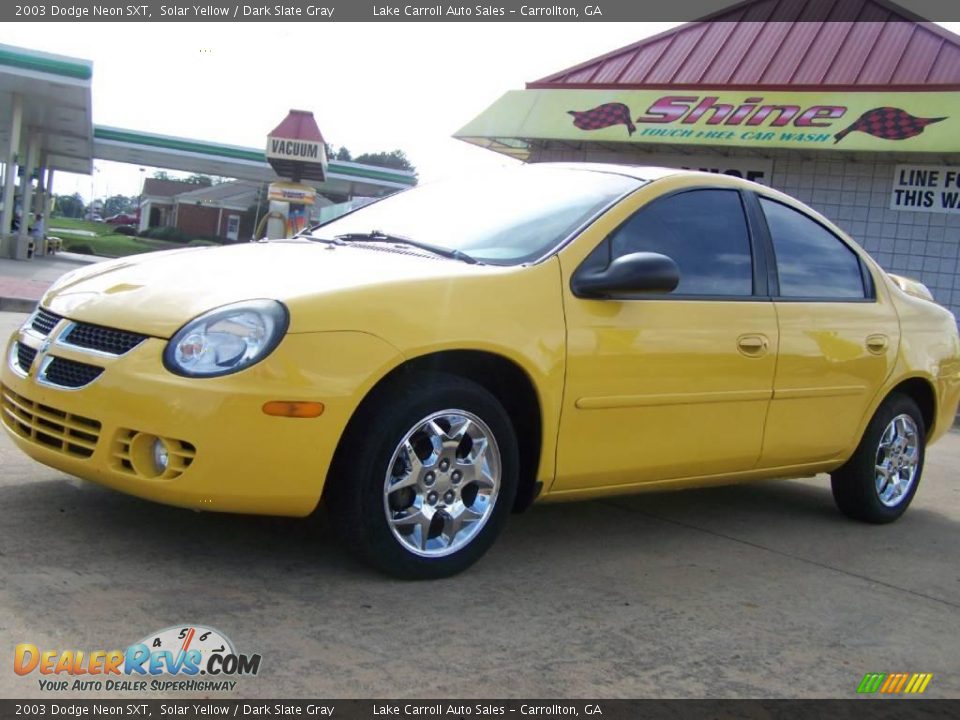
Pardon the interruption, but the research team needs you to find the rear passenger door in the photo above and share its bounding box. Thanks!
[752,195,900,468]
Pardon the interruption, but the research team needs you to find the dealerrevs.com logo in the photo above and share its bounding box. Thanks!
[857,672,934,695]
[14,625,261,692]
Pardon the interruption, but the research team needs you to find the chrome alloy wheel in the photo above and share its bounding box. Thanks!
[875,413,921,507]
[383,410,501,558]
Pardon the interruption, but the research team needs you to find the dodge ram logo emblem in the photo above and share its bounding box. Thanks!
[30,338,53,377]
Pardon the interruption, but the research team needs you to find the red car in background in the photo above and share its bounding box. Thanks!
[105,212,139,225]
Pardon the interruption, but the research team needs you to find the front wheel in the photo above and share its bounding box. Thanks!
[326,373,518,579]
[831,393,926,524]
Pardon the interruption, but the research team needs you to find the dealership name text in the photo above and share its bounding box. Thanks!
[373,5,601,16]
[372,705,601,717]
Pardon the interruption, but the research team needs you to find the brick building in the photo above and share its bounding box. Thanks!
[140,178,339,242]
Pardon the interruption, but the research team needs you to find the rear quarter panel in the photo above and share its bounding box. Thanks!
[886,283,960,445]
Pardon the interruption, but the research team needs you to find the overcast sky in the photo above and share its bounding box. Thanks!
[4,20,960,203]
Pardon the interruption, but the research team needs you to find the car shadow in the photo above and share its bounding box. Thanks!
[1,472,955,583]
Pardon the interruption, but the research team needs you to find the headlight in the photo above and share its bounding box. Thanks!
[163,300,289,378]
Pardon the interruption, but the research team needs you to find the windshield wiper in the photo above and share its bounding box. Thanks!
[332,230,481,265]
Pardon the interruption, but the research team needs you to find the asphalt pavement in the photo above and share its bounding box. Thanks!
[1,310,959,699]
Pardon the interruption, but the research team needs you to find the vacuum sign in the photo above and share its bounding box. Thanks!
[266,137,324,162]
[891,164,960,214]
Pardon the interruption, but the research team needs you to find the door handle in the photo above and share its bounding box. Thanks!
[737,334,769,357]
[866,334,889,354]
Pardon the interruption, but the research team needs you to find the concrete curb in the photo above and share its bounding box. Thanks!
[53,251,103,265]
[0,297,36,313]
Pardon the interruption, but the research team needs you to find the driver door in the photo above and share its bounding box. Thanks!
[554,183,779,492]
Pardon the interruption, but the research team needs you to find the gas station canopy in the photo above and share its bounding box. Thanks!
[0,44,93,175]
[94,126,414,196]
[0,43,415,197]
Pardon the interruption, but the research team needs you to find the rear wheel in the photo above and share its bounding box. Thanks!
[326,373,518,578]
[831,393,925,524]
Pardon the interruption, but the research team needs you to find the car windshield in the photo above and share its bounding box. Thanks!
[311,165,644,265]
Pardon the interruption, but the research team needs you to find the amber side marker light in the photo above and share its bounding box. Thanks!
[263,401,325,418]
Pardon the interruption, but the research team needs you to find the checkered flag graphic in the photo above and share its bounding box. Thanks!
[834,107,946,144]
[568,103,636,135]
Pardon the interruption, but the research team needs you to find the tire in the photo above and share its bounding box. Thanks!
[325,372,519,579]
[830,393,926,524]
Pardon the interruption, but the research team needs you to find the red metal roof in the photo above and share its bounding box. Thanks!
[268,109,325,143]
[529,0,960,90]
[142,178,197,199]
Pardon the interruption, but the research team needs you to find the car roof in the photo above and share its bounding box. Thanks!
[537,160,857,236]
[537,162,694,182]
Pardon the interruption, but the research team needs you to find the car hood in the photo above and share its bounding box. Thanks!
[41,241,495,338]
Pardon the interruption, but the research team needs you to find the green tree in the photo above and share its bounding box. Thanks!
[324,145,353,162]
[103,194,135,216]
[54,192,84,218]
[185,174,214,186]
[353,149,416,175]
[152,170,171,180]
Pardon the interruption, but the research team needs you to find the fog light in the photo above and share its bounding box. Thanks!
[153,439,169,474]
[128,433,169,479]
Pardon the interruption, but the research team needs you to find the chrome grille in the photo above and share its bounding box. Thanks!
[12,310,148,390]
[31,308,62,336]
[42,358,104,389]
[62,322,147,355]
[1,384,101,458]
[16,343,37,373]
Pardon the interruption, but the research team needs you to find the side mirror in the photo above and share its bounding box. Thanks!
[573,252,680,298]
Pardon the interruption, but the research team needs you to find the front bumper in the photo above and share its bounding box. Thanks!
[2,313,401,516]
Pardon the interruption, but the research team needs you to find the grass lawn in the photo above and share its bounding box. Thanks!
[47,216,219,258]
[48,217,119,236]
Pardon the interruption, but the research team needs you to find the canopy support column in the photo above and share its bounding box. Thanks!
[1,92,23,257]
[16,132,40,260]
[42,168,54,252]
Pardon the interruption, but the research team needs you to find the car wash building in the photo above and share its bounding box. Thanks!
[456,0,960,321]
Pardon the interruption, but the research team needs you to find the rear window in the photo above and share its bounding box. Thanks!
[760,198,865,300]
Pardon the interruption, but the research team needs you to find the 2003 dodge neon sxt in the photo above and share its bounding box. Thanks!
[3,165,959,577]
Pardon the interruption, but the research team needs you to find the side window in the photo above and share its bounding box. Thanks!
[759,198,865,299]
[607,189,753,297]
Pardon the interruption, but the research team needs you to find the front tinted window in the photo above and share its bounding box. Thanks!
[608,189,753,296]
[314,166,642,265]
[760,198,865,299]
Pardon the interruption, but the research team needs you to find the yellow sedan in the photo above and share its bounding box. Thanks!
[3,165,959,578]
